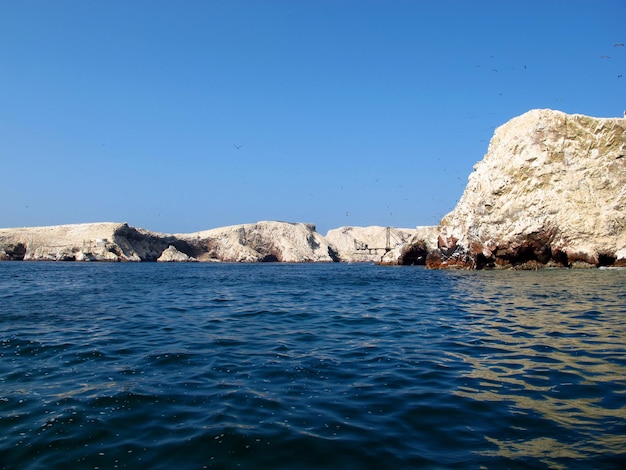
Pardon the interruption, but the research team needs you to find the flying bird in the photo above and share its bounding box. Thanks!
[600,55,611,59]
[233,144,243,150]
[614,43,625,47]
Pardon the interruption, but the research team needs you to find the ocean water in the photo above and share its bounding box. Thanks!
[0,262,625,470]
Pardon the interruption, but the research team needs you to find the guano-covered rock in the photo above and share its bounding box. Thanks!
[427,109,626,269]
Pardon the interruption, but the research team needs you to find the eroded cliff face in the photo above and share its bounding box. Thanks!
[0,223,189,262]
[427,109,626,269]
[0,221,339,263]
[179,221,339,262]
[325,226,438,264]
[325,226,415,263]
[0,223,127,261]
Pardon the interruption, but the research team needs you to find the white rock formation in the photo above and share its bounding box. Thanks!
[4,221,416,263]
[178,221,338,262]
[0,221,339,263]
[0,223,126,261]
[157,245,197,262]
[428,109,626,268]
[325,226,437,264]
[0,222,189,262]
[382,226,439,265]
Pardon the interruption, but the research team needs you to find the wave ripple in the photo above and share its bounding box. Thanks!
[1,263,625,469]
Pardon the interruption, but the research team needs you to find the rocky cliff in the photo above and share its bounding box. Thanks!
[325,226,438,264]
[427,109,626,269]
[177,221,339,262]
[0,221,339,263]
[0,223,192,262]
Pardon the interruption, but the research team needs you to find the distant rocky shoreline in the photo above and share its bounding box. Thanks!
[0,221,436,266]
[2,109,625,269]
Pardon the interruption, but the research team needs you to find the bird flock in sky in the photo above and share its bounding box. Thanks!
[603,42,624,78]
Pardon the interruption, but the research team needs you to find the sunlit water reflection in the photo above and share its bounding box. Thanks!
[450,269,626,468]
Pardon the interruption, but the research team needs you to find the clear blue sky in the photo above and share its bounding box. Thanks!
[1,1,624,234]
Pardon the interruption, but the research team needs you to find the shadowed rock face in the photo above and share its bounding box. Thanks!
[397,238,430,266]
[0,242,26,261]
[111,224,196,261]
[427,109,626,269]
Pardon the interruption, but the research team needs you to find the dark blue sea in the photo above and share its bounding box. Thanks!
[1,262,625,469]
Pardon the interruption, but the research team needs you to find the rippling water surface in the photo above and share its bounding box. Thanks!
[1,262,625,469]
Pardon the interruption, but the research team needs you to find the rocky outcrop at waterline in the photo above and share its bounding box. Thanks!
[0,221,438,265]
[426,109,626,269]
[176,221,338,262]
[0,223,194,262]
[0,221,341,263]
[325,225,438,264]
[157,245,197,262]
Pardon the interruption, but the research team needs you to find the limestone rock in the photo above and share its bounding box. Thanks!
[157,245,197,262]
[386,227,439,265]
[325,225,437,264]
[427,109,626,269]
[178,221,339,262]
[0,221,340,263]
[0,223,127,261]
[0,222,194,262]
[0,221,437,265]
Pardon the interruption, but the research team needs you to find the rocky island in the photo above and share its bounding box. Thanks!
[0,220,414,264]
[426,109,626,269]
[1,109,624,268]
